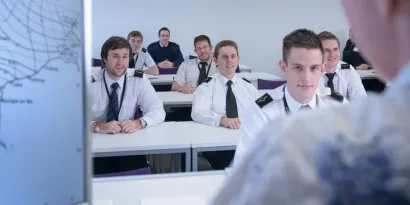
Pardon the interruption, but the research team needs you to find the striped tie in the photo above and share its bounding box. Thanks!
[106,82,119,122]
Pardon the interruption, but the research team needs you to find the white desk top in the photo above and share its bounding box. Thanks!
[356,70,379,79]
[148,74,176,85]
[181,122,240,148]
[237,72,281,81]
[157,91,194,106]
[93,121,243,155]
[158,90,271,106]
[93,171,227,205]
[93,122,192,154]
[149,72,281,85]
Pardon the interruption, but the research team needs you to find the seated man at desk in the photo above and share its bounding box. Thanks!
[318,31,366,102]
[91,36,166,175]
[342,28,372,70]
[234,28,345,164]
[191,40,259,170]
[172,35,218,94]
[147,27,184,68]
[127,30,159,76]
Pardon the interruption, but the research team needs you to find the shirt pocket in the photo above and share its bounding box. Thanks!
[92,98,108,120]
[118,97,138,121]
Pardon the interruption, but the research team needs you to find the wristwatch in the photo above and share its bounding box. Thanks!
[140,118,147,128]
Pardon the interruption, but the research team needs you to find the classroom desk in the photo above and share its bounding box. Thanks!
[93,171,227,205]
[93,122,192,172]
[149,72,281,87]
[238,64,251,73]
[157,91,194,107]
[356,70,379,79]
[158,90,272,107]
[179,122,240,171]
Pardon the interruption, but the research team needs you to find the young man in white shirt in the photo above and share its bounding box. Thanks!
[91,36,165,175]
[127,31,159,76]
[191,40,259,170]
[234,28,344,164]
[319,31,367,102]
[210,1,410,204]
[172,35,218,94]
[191,40,259,129]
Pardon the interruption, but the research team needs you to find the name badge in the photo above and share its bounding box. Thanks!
[353,47,359,52]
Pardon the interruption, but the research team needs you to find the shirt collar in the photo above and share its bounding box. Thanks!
[104,70,125,91]
[196,57,213,66]
[284,86,317,112]
[218,73,237,86]
[159,41,168,47]
[325,61,343,76]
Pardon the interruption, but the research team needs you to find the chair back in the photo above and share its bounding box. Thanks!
[257,79,286,90]
[159,67,178,75]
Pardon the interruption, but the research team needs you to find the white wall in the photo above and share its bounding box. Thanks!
[92,0,350,77]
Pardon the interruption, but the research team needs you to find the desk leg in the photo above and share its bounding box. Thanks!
[185,148,191,172]
[192,148,198,172]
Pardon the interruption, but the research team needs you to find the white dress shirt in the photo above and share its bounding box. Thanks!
[320,60,367,101]
[132,47,156,70]
[173,57,218,87]
[234,84,344,165]
[210,61,410,205]
[191,73,260,126]
[91,69,165,127]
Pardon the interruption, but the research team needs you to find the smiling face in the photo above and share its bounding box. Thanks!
[322,39,340,71]
[104,48,129,78]
[100,36,132,79]
[195,40,213,62]
[214,44,240,78]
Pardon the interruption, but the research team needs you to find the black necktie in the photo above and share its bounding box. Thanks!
[226,80,238,118]
[325,73,336,92]
[107,82,120,122]
[197,62,208,86]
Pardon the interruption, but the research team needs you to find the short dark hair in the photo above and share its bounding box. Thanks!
[194,35,211,48]
[158,27,170,36]
[100,36,132,66]
[282,28,324,63]
[318,31,340,48]
[213,40,238,59]
[127,30,143,42]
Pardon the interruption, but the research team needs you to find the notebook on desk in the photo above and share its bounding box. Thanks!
[139,195,206,205]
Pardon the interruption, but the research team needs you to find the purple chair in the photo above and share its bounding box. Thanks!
[257,79,286,90]
[94,167,151,178]
[158,67,178,75]
[92,58,103,68]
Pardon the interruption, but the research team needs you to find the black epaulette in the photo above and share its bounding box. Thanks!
[341,63,350,69]
[142,48,147,53]
[91,76,95,83]
[255,93,273,108]
[203,77,212,83]
[330,91,344,102]
[133,70,144,78]
[242,78,251,83]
